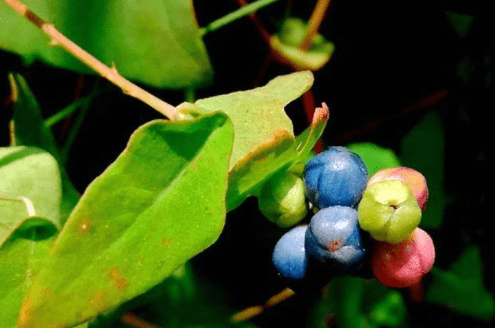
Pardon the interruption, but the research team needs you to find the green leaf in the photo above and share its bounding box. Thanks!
[446,12,474,38]
[177,71,325,210]
[18,113,234,328]
[226,103,329,210]
[426,246,495,322]
[347,142,401,177]
[9,73,80,223]
[309,277,407,328]
[0,217,58,328]
[363,280,407,328]
[400,110,447,229]
[270,18,335,71]
[273,18,335,71]
[186,71,314,168]
[0,0,213,89]
[0,146,62,245]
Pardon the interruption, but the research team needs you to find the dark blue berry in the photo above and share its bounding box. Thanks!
[305,206,368,275]
[304,146,368,209]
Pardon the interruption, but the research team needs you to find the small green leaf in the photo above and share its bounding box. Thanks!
[400,110,447,229]
[309,277,407,328]
[364,280,407,328]
[0,0,213,88]
[9,74,59,156]
[9,73,80,223]
[0,146,62,245]
[18,113,234,328]
[0,218,58,328]
[426,246,495,322]
[347,142,401,177]
[446,12,474,38]
[226,103,329,210]
[271,18,335,71]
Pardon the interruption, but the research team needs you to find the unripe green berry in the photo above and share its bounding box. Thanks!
[358,180,421,244]
[258,173,308,228]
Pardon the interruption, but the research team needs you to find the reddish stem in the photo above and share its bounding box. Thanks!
[408,279,425,303]
[334,89,449,144]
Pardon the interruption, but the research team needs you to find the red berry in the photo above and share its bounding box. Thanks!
[371,228,435,288]
[368,167,429,211]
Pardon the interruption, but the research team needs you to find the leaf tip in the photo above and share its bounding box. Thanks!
[313,102,329,125]
[7,73,19,104]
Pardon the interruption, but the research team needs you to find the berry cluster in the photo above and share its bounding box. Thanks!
[271,146,435,291]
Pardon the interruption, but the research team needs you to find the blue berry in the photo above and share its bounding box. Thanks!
[304,146,368,209]
[305,206,368,274]
[272,225,308,283]
[272,225,329,292]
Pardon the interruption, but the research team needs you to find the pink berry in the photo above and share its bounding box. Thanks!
[371,228,435,288]
[368,167,428,211]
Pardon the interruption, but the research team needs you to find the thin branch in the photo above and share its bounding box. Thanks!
[334,90,449,144]
[121,313,162,328]
[234,0,273,43]
[2,0,178,120]
[201,0,280,36]
[230,287,295,323]
[298,0,331,51]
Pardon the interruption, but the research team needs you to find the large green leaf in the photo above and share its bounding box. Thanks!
[425,246,495,322]
[400,110,447,229]
[18,113,234,328]
[0,146,61,328]
[9,73,80,223]
[177,71,326,210]
[0,0,213,89]
[0,219,58,328]
[0,146,62,245]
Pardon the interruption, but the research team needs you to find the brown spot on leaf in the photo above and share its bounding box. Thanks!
[18,296,33,328]
[108,268,128,290]
[162,238,171,247]
[89,291,107,309]
[328,240,342,252]
[78,218,92,234]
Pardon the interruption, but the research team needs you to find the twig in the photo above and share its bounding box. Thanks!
[298,0,332,51]
[334,90,449,144]
[2,0,178,120]
[59,78,102,165]
[200,0,280,37]
[121,313,162,328]
[230,287,295,323]
[44,86,111,127]
[234,0,273,43]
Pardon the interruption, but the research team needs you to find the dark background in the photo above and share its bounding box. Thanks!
[0,0,491,327]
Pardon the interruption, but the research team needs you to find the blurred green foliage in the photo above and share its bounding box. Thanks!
[0,0,213,88]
